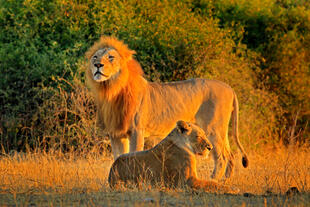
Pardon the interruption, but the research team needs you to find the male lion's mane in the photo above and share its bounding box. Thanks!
[85,36,146,135]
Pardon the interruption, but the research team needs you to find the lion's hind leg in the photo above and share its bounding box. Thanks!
[210,141,228,180]
[224,152,235,178]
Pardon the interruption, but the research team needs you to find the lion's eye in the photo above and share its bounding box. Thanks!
[108,55,114,62]
[93,56,97,60]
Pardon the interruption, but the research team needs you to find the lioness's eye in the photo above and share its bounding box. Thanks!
[93,56,97,60]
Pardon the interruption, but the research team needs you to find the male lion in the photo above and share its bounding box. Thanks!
[86,36,249,179]
[108,121,239,194]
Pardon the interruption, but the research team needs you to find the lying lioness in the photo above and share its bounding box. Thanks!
[108,121,239,194]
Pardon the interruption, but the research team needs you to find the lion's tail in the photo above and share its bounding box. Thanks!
[232,91,249,168]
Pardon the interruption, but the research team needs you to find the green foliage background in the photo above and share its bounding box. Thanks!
[0,0,309,152]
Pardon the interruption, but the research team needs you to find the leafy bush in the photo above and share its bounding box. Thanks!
[0,0,93,150]
[1,0,308,153]
[210,0,310,144]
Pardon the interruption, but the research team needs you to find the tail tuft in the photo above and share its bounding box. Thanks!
[242,156,249,168]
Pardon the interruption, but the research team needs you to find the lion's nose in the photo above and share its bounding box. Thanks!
[94,63,104,68]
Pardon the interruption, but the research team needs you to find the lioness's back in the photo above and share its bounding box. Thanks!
[108,138,193,188]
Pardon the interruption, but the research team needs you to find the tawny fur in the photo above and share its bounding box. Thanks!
[86,36,249,180]
[86,36,146,135]
[108,121,239,194]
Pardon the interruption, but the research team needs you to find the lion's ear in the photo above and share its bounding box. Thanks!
[177,120,191,134]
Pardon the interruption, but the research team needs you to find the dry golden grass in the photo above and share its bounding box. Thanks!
[0,151,112,194]
[197,145,310,194]
[0,145,309,206]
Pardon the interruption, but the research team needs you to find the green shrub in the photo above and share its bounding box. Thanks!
[2,0,306,152]
[0,0,94,150]
[209,0,310,144]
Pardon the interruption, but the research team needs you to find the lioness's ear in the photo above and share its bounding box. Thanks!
[177,120,191,134]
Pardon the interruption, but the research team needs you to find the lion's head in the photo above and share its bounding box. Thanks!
[88,48,122,82]
[86,37,135,83]
[85,36,146,135]
[169,120,213,156]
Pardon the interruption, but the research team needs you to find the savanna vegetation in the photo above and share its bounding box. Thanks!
[0,146,309,206]
[0,0,309,206]
[1,0,309,152]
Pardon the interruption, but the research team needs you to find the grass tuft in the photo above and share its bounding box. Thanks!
[0,145,309,206]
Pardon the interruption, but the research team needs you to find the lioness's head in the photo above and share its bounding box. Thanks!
[170,121,212,156]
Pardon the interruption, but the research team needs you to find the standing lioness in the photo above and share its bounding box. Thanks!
[86,36,249,179]
[108,121,239,194]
